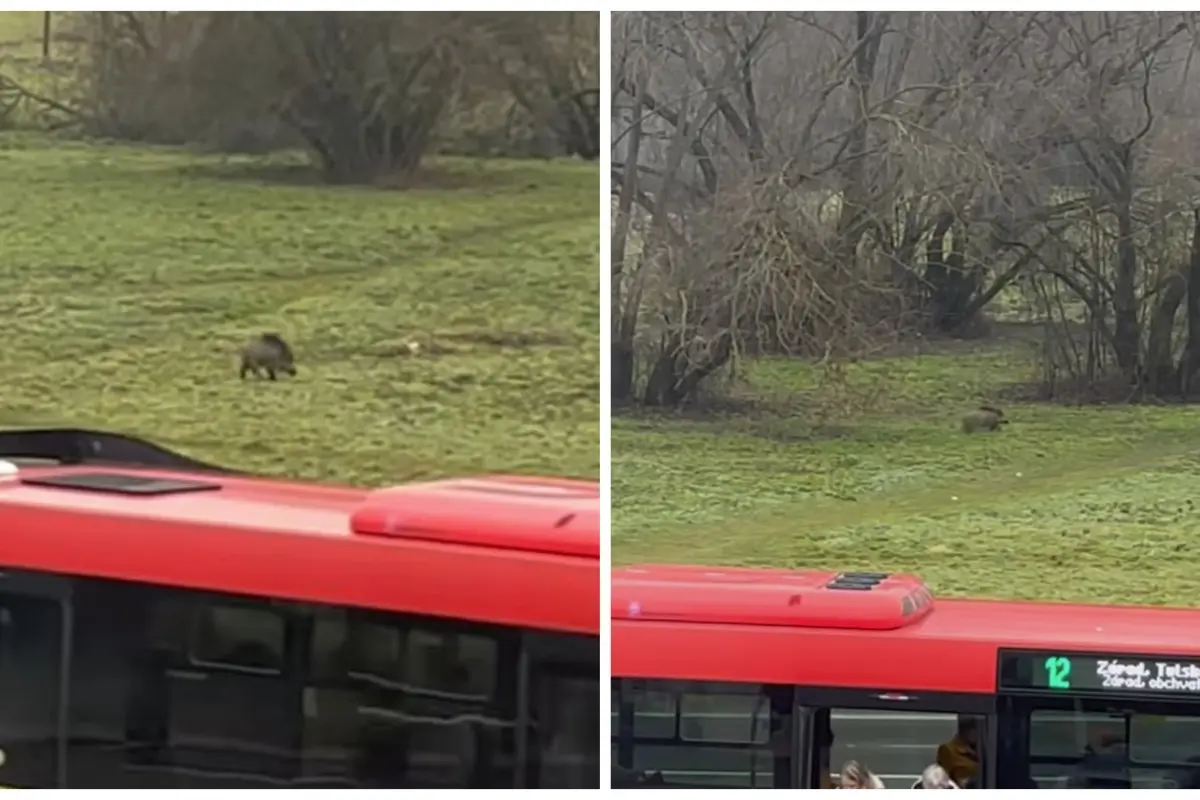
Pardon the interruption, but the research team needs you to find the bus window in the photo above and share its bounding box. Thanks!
[189,603,286,674]
[679,689,770,745]
[1130,714,1200,769]
[822,708,965,789]
[69,578,156,787]
[66,578,300,787]
[532,672,596,786]
[525,632,600,789]
[167,593,295,782]
[1030,708,1124,761]
[406,627,496,699]
[631,686,675,739]
[0,589,64,789]
[612,680,785,788]
[345,619,403,683]
[302,608,518,788]
[1008,699,1200,789]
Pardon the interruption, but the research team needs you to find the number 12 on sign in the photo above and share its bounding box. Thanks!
[1045,655,1072,689]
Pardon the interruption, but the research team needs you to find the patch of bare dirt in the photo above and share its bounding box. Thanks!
[440,330,575,349]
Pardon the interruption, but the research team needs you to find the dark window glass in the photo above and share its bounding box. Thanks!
[0,586,65,788]
[611,679,784,788]
[189,603,286,674]
[526,632,600,788]
[0,568,602,789]
[68,577,156,787]
[1021,702,1200,789]
[69,579,298,787]
[303,607,519,788]
[161,594,296,785]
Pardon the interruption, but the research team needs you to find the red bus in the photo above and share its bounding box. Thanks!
[0,428,598,789]
[612,564,1200,790]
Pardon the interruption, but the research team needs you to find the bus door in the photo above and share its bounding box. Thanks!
[521,632,600,788]
[0,569,71,788]
[794,686,994,789]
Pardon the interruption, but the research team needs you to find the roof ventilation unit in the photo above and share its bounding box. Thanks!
[612,565,935,631]
[350,476,599,559]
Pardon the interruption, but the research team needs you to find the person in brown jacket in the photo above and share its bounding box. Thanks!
[937,716,981,788]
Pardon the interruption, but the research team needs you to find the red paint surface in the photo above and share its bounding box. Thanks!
[0,467,599,635]
[613,564,1200,692]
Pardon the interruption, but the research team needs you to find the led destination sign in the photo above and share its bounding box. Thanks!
[1000,650,1200,696]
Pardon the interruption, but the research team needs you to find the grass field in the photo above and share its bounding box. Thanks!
[612,326,1200,605]
[0,136,598,484]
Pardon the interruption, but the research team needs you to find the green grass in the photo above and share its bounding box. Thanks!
[613,330,1200,605]
[0,136,598,484]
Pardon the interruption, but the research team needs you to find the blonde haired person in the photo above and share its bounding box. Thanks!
[839,760,886,789]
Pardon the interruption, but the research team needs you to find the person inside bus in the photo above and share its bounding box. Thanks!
[838,760,886,789]
[936,716,980,788]
[1066,729,1130,789]
[1167,754,1200,789]
[914,764,960,789]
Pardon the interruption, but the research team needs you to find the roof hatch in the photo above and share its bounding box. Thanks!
[612,565,934,630]
[20,471,221,496]
[350,476,599,559]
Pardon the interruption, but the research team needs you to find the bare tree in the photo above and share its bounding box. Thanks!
[614,10,1200,407]
[1001,13,1200,395]
[483,12,600,160]
[612,12,1005,405]
[46,12,599,180]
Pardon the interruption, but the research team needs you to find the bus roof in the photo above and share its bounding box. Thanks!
[612,564,1200,693]
[0,464,599,635]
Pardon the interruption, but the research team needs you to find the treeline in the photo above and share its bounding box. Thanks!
[612,11,1200,406]
[15,12,598,182]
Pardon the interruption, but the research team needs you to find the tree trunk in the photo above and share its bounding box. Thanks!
[1145,272,1185,395]
[1112,170,1140,380]
[923,212,983,332]
[641,334,680,407]
[612,341,636,407]
[560,89,599,160]
[640,331,732,407]
[610,92,644,404]
[1180,210,1200,399]
[833,11,886,269]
